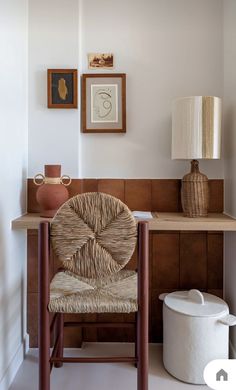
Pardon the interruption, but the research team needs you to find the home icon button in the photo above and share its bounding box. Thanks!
[216,369,228,382]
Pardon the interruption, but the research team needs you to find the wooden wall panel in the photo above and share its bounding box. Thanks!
[28,178,223,213]
[151,180,181,212]
[208,180,224,213]
[207,289,223,298]
[207,233,223,289]
[81,313,98,342]
[63,314,83,347]
[152,233,180,289]
[27,230,55,294]
[180,233,207,289]
[98,179,125,201]
[81,179,98,193]
[67,179,82,197]
[97,313,135,342]
[124,179,152,211]
[28,179,40,213]
[27,293,38,347]
[27,230,38,293]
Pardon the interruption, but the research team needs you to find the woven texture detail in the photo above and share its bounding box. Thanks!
[51,192,137,279]
[181,160,209,217]
[49,270,137,313]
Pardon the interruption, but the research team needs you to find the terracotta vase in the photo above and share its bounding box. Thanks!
[33,165,71,217]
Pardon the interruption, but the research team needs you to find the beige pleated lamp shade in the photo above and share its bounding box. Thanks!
[172,96,222,160]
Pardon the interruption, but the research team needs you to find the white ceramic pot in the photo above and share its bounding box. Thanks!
[159,290,236,384]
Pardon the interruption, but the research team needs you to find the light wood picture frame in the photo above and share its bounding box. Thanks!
[82,73,126,133]
[47,69,78,108]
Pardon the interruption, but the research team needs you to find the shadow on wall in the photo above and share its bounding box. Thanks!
[0,208,10,388]
[224,105,236,163]
[0,207,25,388]
[223,106,235,209]
[20,167,27,214]
[224,104,236,355]
[35,70,47,108]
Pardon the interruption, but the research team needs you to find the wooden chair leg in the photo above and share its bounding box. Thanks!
[39,222,50,390]
[39,310,50,390]
[137,221,149,390]
[54,313,64,368]
[135,312,138,368]
[137,310,148,390]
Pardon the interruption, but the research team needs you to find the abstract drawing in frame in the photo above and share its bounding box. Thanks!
[82,73,126,133]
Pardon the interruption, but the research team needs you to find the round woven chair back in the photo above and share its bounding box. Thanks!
[51,192,137,279]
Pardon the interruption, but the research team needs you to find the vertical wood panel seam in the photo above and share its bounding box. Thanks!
[205,232,208,291]
[206,232,209,291]
[178,232,180,289]
[124,179,127,205]
[151,180,154,211]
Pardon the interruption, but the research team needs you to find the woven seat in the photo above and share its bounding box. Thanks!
[49,269,137,313]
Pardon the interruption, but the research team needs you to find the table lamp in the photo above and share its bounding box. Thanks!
[172,96,222,217]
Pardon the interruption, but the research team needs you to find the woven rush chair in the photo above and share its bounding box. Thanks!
[38,192,149,390]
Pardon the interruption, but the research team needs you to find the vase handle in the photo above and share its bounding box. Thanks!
[33,174,45,186]
[60,175,71,187]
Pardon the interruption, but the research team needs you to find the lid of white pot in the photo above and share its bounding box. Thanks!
[164,290,228,317]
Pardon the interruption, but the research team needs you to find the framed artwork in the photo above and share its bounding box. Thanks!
[47,69,78,108]
[82,73,126,133]
[88,53,114,69]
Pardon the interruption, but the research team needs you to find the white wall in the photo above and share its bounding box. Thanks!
[0,1,28,389]
[223,0,236,356]
[28,0,224,179]
[28,0,79,178]
[80,0,223,178]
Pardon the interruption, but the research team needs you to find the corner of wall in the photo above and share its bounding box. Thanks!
[0,335,28,390]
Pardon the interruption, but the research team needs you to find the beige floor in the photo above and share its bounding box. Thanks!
[9,343,208,390]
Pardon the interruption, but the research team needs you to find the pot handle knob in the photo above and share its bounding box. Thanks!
[218,314,236,326]
[188,289,205,305]
[60,175,71,187]
[33,173,45,186]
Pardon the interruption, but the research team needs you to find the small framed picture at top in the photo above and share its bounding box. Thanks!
[88,53,114,69]
[82,73,126,133]
[47,69,78,108]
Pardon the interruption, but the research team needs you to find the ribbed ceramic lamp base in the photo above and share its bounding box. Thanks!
[181,160,209,218]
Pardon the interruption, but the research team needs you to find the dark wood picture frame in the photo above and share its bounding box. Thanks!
[82,73,126,133]
[47,69,78,109]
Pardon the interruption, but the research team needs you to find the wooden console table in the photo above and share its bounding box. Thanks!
[12,212,236,231]
[12,212,236,347]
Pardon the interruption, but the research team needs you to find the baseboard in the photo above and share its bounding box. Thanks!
[229,340,236,359]
[0,336,28,390]
[24,334,29,354]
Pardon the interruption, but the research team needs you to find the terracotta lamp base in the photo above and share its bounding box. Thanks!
[181,160,209,218]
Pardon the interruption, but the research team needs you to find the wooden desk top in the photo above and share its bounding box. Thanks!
[11,212,236,231]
